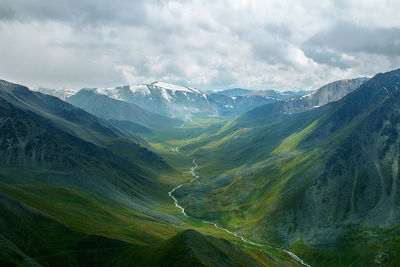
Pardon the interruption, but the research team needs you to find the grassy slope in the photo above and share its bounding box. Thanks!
[0,194,136,266]
[172,114,322,244]
[162,80,400,265]
[0,116,300,266]
[0,172,299,266]
[290,226,400,267]
[173,119,315,261]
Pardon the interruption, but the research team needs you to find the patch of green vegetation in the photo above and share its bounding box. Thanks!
[290,226,400,266]
[272,120,319,155]
[130,229,299,267]
[0,181,177,245]
[0,194,137,266]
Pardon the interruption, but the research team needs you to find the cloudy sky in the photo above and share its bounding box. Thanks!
[1,0,400,91]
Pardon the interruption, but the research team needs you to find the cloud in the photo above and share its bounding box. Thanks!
[0,0,147,26]
[305,21,400,57]
[0,0,400,91]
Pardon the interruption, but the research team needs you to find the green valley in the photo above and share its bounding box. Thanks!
[3,68,400,266]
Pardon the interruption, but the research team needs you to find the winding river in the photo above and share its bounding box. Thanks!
[168,148,311,267]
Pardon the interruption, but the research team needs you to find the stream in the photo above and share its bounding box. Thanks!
[168,147,311,267]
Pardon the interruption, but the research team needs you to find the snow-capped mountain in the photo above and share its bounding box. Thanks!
[209,88,308,100]
[242,77,369,120]
[92,81,218,120]
[31,81,310,120]
[67,88,181,129]
[29,86,78,100]
[87,81,310,120]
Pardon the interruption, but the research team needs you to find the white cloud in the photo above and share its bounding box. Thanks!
[0,0,399,91]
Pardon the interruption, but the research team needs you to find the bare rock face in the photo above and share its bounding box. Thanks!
[242,77,368,120]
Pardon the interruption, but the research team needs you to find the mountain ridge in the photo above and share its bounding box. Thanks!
[242,77,368,121]
[172,69,400,266]
[67,88,181,129]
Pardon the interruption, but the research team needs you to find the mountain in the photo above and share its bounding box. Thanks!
[0,79,176,264]
[34,82,311,120]
[83,81,309,120]
[209,88,252,96]
[30,86,78,100]
[209,89,309,117]
[93,81,221,120]
[132,229,299,267]
[0,79,298,266]
[207,88,310,116]
[0,79,183,241]
[209,88,308,99]
[0,193,297,267]
[243,78,368,120]
[0,79,170,201]
[67,89,181,129]
[0,194,135,266]
[247,89,309,99]
[175,70,400,266]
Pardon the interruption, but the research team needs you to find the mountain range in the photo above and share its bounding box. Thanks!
[67,88,181,130]
[33,81,309,121]
[0,79,301,266]
[5,68,400,266]
[175,70,400,266]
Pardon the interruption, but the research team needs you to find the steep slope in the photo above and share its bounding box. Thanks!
[39,82,310,120]
[175,69,400,265]
[0,79,176,236]
[248,90,309,99]
[67,89,181,129]
[133,229,299,267]
[0,194,135,266]
[211,89,310,117]
[30,86,78,100]
[209,88,252,96]
[96,82,222,120]
[0,193,298,267]
[243,78,367,120]
[91,82,308,120]
[210,88,307,99]
[0,79,299,266]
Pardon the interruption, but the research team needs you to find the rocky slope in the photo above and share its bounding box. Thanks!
[38,81,308,120]
[67,88,181,129]
[0,79,172,213]
[91,81,267,120]
[0,79,299,266]
[243,78,368,120]
[176,69,400,265]
[209,88,307,99]
[30,86,78,100]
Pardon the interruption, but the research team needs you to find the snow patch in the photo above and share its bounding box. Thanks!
[95,87,124,100]
[160,88,171,102]
[129,85,150,95]
[152,81,202,94]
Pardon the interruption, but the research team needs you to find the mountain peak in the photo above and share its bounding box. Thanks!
[149,81,203,94]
